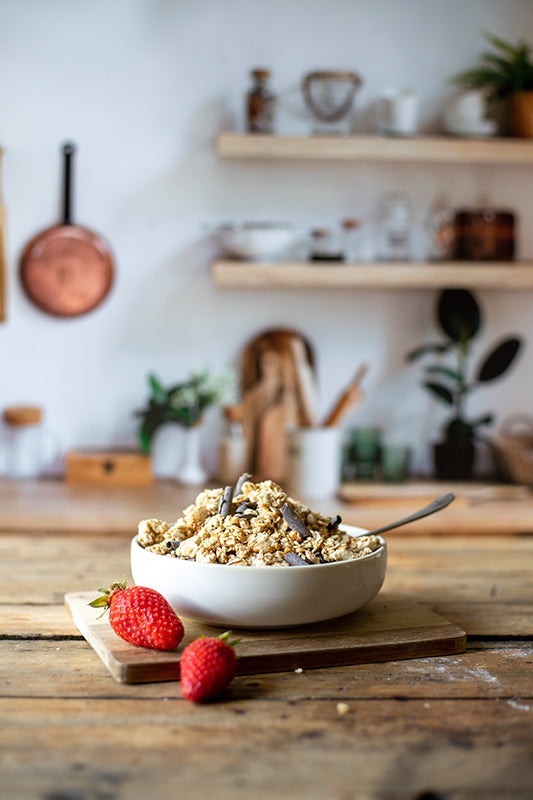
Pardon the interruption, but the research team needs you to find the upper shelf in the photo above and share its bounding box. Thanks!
[212,260,533,290]
[216,132,533,165]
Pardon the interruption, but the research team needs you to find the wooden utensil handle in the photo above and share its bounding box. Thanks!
[62,142,75,225]
[324,388,361,427]
[323,363,369,427]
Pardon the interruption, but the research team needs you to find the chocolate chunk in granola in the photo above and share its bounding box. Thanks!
[281,503,311,539]
[235,500,257,518]
[284,552,312,566]
[165,540,180,551]
[218,485,234,517]
[327,515,342,531]
[234,472,252,497]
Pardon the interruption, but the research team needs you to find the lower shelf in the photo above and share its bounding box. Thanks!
[212,260,533,290]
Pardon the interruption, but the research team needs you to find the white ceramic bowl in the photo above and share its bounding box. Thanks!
[130,526,387,629]
[217,222,296,262]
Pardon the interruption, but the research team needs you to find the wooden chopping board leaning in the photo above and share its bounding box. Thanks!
[240,328,318,483]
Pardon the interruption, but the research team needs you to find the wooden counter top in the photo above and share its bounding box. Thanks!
[1,477,531,798]
[0,481,533,800]
[1,477,532,535]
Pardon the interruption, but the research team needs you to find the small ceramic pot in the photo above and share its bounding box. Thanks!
[509,91,533,138]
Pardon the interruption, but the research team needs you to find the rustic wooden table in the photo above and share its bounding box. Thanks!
[1,479,532,799]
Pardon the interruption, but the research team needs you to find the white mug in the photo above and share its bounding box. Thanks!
[286,427,341,499]
[377,89,419,136]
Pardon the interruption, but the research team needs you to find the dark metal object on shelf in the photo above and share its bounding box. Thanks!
[453,208,516,261]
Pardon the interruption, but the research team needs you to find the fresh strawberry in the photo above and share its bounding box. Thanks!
[89,578,184,650]
[180,631,240,702]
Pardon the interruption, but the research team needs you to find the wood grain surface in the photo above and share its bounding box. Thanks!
[1,480,532,799]
[212,259,533,290]
[65,592,466,683]
[1,477,533,535]
[216,131,533,164]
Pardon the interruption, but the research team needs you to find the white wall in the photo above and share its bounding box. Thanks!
[0,0,532,477]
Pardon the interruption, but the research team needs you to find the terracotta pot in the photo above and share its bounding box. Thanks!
[508,91,533,137]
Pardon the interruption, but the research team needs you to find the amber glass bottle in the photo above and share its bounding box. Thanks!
[246,69,275,134]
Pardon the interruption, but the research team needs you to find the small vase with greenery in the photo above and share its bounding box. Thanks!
[136,370,233,472]
[450,32,533,136]
[406,289,522,480]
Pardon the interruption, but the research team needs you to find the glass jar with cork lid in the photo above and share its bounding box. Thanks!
[3,406,56,479]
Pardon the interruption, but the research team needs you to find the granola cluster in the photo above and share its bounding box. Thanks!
[137,478,382,567]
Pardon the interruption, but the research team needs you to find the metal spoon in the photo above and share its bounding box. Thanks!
[366,492,456,537]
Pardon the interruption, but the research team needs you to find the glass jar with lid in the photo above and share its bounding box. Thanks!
[3,406,47,478]
[424,195,456,261]
[376,191,413,261]
[341,218,365,262]
[309,228,343,261]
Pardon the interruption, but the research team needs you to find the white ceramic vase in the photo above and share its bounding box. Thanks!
[177,425,207,486]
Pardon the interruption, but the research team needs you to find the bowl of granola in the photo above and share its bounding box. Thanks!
[130,476,387,628]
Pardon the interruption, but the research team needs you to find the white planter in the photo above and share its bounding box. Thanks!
[151,424,183,479]
[176,425,208,486]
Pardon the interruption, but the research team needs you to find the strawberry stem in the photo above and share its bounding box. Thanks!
[88,576,128,616]
[219,630,241,648]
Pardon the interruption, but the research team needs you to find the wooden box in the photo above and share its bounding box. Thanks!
[65,450,153,486]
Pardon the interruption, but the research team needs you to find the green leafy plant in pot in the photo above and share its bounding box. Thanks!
[135,371,233,456]
[406,289,522,480]
[450,32,533,137]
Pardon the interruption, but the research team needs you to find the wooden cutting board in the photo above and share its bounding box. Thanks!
[65,592,466,684]
[338,480,532,508]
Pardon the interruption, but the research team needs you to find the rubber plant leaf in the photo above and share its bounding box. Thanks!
[437,289,481,343]
[470,413,494,428]
[476,337,522,382]
[423,381,454,406]
[405,342,450,361]
[424,365,463,383]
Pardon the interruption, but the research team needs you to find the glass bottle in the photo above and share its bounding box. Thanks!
[246,69,275,134]
[376,191,412,261]
[341,218,364,262]
[424,195,456,261]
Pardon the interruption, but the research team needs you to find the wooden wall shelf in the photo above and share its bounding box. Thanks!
[216,133,533,165]
[212,260,533,290]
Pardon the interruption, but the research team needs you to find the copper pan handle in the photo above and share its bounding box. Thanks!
[62,142,75,225]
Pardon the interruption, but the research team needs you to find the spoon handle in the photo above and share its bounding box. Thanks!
[367,492,455,537]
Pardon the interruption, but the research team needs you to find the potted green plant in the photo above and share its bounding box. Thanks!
[450,32,533,137]
[406,289,522,480]
[136,371,233,484]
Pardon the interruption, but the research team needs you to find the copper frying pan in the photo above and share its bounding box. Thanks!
[20,143,114,317]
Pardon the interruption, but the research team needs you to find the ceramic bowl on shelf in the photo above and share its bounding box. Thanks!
[130,526,387,629]
[215,222,297,262]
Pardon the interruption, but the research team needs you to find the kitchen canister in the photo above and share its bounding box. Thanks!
[286,426,342,498]
[2,406,57,479]
[376,88,419,136]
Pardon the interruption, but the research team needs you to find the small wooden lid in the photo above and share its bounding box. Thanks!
[3,406,43,426]
[342,218,361,229]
